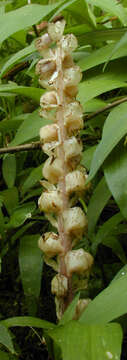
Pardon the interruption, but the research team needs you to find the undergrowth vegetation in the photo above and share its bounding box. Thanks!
[1,0,127,359]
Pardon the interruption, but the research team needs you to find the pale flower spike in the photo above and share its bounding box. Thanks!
[36,18,94,319]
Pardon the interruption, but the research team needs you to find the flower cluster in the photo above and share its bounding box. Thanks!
[36,19,93,319]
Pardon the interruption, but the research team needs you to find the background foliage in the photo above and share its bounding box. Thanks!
[1,0,127,359]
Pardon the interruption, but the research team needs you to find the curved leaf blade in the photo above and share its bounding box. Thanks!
[0,42,36,79]
[87,177,111,236]
[1,316,55,330]
[80,273,127,324]
[104,142,127,219]
[0,325,15,354]
[19,234,43,315]
[49,321,122,360]
[0,3,63,44]
[10,110,51,146]
[0,84,43,103]
[88,102,127,182]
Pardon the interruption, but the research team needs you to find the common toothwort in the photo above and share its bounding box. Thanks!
[35,19,93,320]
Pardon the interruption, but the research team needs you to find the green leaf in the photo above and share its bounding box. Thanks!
[7,201,36,228]
[91,212,124,254]
[1,316,55,330]
[88,102,127,182]
[102,235,127,264]
[0,187,19,215]
[69,26,127,45]
[49,321,122,360]
[0,42,36,79]
[0,325,15,354]
[80,273,127,324]
[21,164,42,195]
[78,67,127,106]
[0,118,23,133]
[88,0,127,25]
[87,177,111,236]
[104,142,127,219]
[0,350,12,360]
[0,84,43,104]
[81,146,97,170]
[59,293,80,326]
[0,3,63,44]
[10,110,51,146]
[103,32,127,71]
[19,234,43,315]
[2,154,16,188]
[111,265,127,283]
[78,42,127,72]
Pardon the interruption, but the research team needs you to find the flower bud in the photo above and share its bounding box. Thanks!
[65,249,93,276]
[63,137,82,162]
[61,34,78,54]
[64,85,78,98]
[43,156,63,184]
[35,33,51,53]
[64,101,83,134]
[48,20,65,42]
[64,66,82,87]
[73,298,91,320]
[66,170,86,195]
[40,124,59,143]
[38,232,64,258]
[51,274,68,297]
[38,190,62,213]
[40,91,59,110]
[42,141,59,156]
[36,59,56,79]
[39,70,58,90]
[63,207,87,238]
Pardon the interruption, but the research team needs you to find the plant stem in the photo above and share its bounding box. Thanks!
[86,96,127,120]
[0,141,41,154]
[56,43,73,310]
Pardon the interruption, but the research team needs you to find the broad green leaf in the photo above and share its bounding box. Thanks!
[51,0,96,27]
[87,177,111,236]
[104,142,127,219]
[88,0,127,25]
[21,164,42,195]
[59,293,80,326]
[1,316,55,330]
[102,235,127,264]
[0,3,63,44]
[81,146,97,170]
[0,84,43,103]
[7,201,36,228]
[91,212,124,254]
[0,187,19,215]
[49,321,122,360]
[78,69,127,106]
[10,222,37,245]
[0,118,23,133]
[21,188,42,203]
[80,273,127,324]
[19,234,43,315]
[78,42,127,72]
[88,102,127,182]
[0,42,36,79]
[85,99,106,113]
[10,110,51,146]
[103,32,127,71]
[0,350,12,360]
[0,325,15,354]
[2,154,16,188]
[68,25,127,45]
[111,265,127,283]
